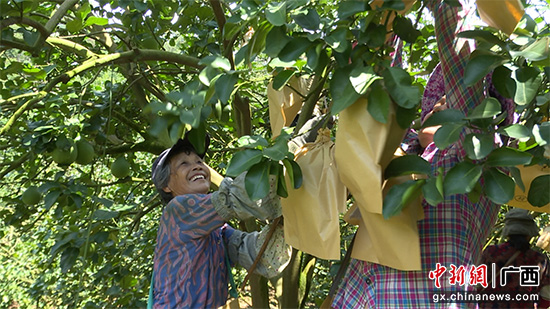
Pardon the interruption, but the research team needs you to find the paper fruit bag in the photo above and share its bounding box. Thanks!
[476,0,524,35]
[334,97,405,214]
[281,129,347,260]
[268,76,309,138]
[347,174,424,270]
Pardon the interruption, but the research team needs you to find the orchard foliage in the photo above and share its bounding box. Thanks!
[0,0,549,307]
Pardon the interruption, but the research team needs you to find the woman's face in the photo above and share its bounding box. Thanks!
[163,151,211,196]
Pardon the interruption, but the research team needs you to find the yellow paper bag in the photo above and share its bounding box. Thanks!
[268,76,309,138]
[334,98,406,215]
[281,129,348,260]
[349,174,424,270]
[477,0,524,35]
[508,164,550,213]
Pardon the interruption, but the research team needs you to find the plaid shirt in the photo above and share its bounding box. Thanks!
[152,194,231,309]
[333,0,502,307]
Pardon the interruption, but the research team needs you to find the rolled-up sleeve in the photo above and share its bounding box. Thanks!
[211,172,281,221]
[225,223,291,279]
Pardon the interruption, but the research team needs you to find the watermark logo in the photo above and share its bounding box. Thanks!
[429,263,541,304]
[429,263,540,290]
[428,263,490,288]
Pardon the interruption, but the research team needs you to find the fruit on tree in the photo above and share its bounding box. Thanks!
[111,157,131,178]
[75,140,95,165]
[22,186,42,205]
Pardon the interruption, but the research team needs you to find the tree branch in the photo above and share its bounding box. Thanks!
[209,0,235,69]
[46,37,97,59]
[0,17,49,37]
[44,0,79,34]
[0,92,47,136]
[295,68,330,132]
[0,91,44,106]
[0,153,32,178]
[104,140,166,155]
[233,93,252,136]
[0,49,202,135]
[112,110,149,140]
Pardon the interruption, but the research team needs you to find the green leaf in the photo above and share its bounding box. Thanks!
[214,73,238,104]
[395,106,418,129]
[510,37,550,62]
[22,28,39,46]
[492,66,516,99]
[456,30,507,49]
[514,67,542,105]
[463,133,494,160]
[60,247,79,273]
[306,43,322,71]
[237,135,269,148]
[463,51,507,86]
[93,209,119,221]
[423,176,444,206]
[249,22,272,60]
[433,123,463,149]
[528,175,550,207]
[382,67,420,109]
[443,161,482,195]
[360,24,386,49]
[199,66,220,86]
[223,21,244,41]
[226,149,263,177]
[337,1,370,19]
[486,147,533,167]
[283,158,303,189]
[330,66,361,115]
[276,164,288,198]
[378,0,407,10]
[325,28,350,53]
[383,179,424,219]
[245,162,271,201]
[84,16,108,27]
[509,166,525,192]
[278,37,312,62]
[465,97,501,120]
[467,181,483,204]
[292,8,320,31]
[44,190,62,210]
[186,124,207,154]
[272,70,295,91]
[384,155,432,179]
[266,2,287,26]
[349,65,380,95]
[482,168,515,205]
[497,124,532,141]
[263,137,289,161]
[533,122,550,146]
[265,26,291,58]
[66,17,83,33]
[421,109,466,128]
[392,16,421,43]
[199,55,232,72]
[179,108,202,129]
[366,82,391,124]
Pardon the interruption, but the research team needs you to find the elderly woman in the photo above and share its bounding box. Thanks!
[480,208,550,308]
[149,133,290,308]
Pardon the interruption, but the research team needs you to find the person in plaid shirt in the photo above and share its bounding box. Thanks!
[332,0,516,307]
